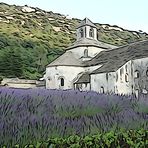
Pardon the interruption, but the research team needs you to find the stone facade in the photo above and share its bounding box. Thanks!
[46,66,84,89]
[132,57,148,96]
[91,57,148,96]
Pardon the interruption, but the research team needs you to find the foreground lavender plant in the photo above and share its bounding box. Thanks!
[0,87,147,147]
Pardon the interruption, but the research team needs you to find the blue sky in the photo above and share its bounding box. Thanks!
[1,0,148,33]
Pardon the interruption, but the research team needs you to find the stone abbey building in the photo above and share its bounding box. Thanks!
[45,18,148,96]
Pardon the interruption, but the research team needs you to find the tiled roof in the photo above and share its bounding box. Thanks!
[90,40,148,74]
[77,17,97,28]
[74,73,90,84]
[47,51,85,67]
[66,38,117,50]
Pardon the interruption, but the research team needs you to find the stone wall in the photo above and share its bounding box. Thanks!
[1,78,45,89]
[45,66,84,89]
[132,57,148,96]
[91,72,116,93]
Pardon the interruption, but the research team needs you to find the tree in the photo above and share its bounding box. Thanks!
[0,48,23,77]
[0,76,3,84]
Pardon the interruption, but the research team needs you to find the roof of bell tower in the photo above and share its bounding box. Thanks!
[77,17,97,29]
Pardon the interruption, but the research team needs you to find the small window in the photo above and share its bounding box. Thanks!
[100,86,104,93]
[84,49,88,57]
[47,76,51,81]
[80,28,84,37]
[146,69,148,76]
[60,78,64,86]
[134,70,140,78]
[114,86,116,93]
[125,73,129,82]
[120,68,124,76]
[120,68,124,82]
[89,28,94,37]
[116,72,118,82]
[125,65,128,72]
[106,73,108,81]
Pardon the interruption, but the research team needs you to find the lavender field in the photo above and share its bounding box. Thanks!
[0,88,148,147]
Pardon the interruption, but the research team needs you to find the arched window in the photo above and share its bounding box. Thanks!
[84,49,88,57]
[89,28,94,37]
[47,76,51,81]
[134,70,140,78]
[125,65,128,72]
[100,86,104,93]
[120,68,124,82]
[146,69,148,76]
[116,72,118,82]
[4,83,8,86]
[125,73,129,82]
[80,28,84,38]
[106,73,108,81]
[60,78,64,86]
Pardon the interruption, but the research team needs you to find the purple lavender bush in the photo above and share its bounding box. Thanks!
[0,87,147,147]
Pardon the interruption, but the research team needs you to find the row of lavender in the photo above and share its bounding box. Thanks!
[0,87,147,147]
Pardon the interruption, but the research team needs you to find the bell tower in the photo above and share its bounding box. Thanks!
[76,18,97,41]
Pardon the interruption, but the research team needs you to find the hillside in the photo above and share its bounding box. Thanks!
[0,2,148,79]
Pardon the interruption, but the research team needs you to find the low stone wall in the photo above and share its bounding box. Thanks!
[1,78,45,89]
